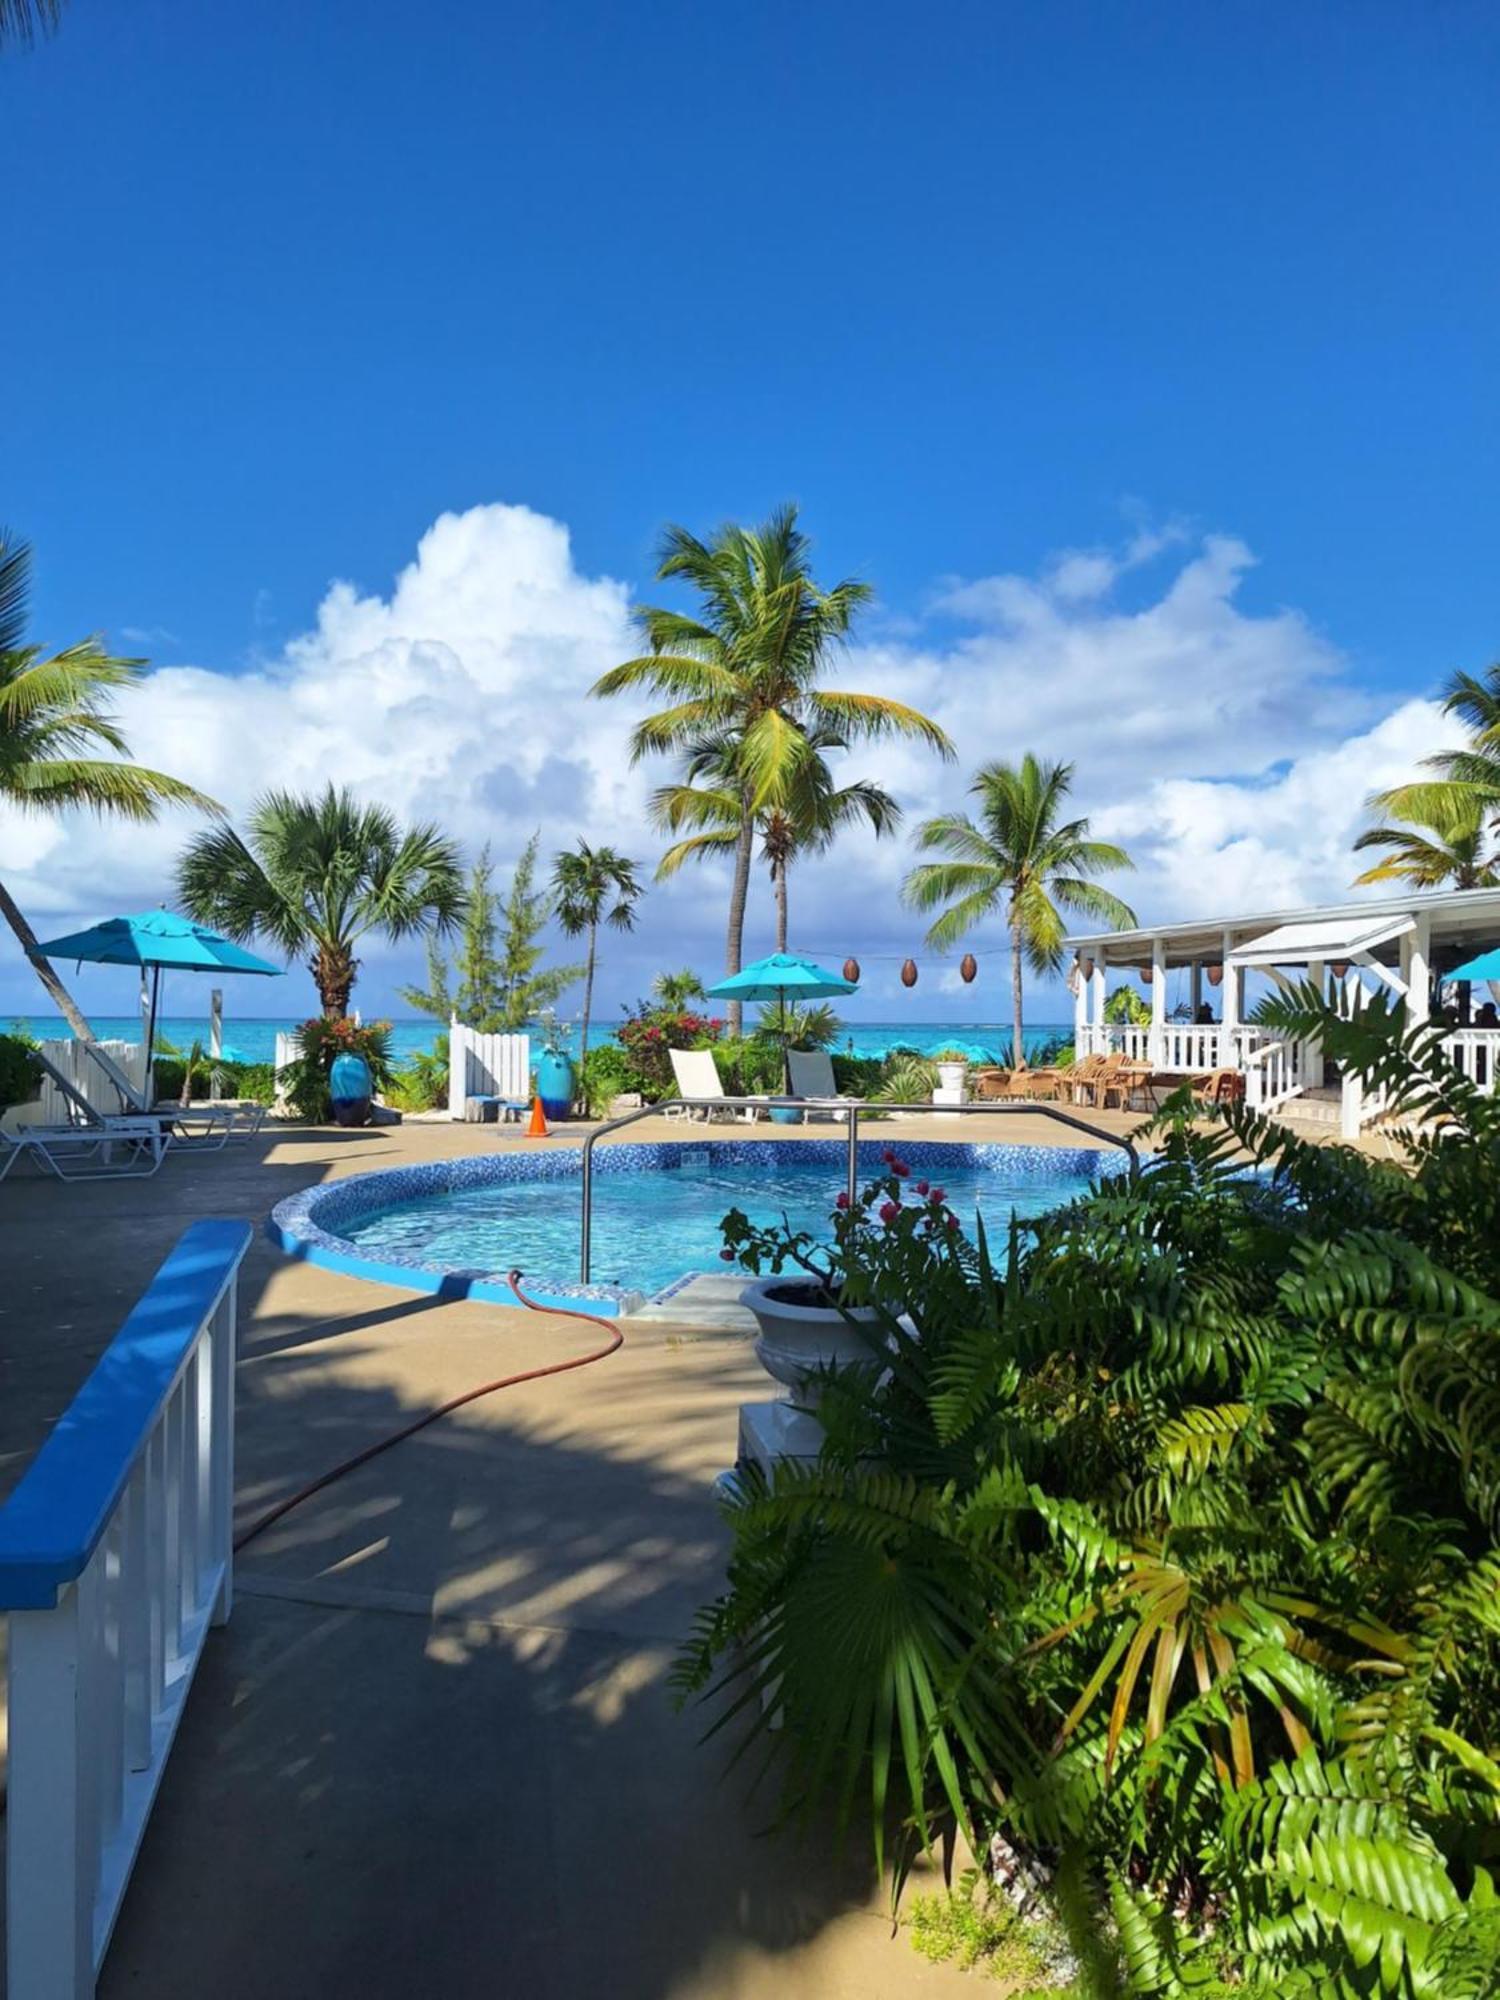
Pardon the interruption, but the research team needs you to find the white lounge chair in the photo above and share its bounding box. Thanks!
[72,1042,267,1147]
[0,1108,169,1182]
[786,1049,859,1123]
[667,1048,764,1123]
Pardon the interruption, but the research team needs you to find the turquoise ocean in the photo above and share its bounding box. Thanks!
[10,1016,1071,1067]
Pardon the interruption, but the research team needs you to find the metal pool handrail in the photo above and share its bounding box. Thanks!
[578,1097,1140,1283]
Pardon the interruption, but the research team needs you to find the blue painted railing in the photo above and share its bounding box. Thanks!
[0,1218,251,1999]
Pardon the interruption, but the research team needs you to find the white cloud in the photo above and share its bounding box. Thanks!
[0,506,1468,1024]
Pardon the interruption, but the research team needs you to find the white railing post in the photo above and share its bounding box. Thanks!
[209,1286,236,1624]
[6,1577,95,1999]
[0,1220,252,1999]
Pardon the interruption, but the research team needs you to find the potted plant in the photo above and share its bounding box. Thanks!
[533,1009,576,1121]
[720,1149,946,1417]
[932,1047,970,1096]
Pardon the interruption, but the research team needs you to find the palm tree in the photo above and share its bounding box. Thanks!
[652,725,902,951]
[0,531,218,1037]
[591,505,952,1027]
[652,967,705,1012]
[1368,660,1500,830]
[551,841,641,1061]
[902,755,1136,1066]
[177,785,465,1017]
[0,0,64,49]
[1353,796,1500,890]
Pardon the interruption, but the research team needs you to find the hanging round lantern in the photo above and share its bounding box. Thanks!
[1139,964,1153,985]
[1331,960,1350,980]
[900,958,919,989]
[1207,963,1224,988]
[960,952,978,985]
[842,956,860,984]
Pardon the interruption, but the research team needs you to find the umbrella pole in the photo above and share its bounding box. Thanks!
[780,989,790,1093]
[144,965,161,1099]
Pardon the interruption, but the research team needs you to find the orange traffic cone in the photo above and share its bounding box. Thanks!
[527,1094,550,1138]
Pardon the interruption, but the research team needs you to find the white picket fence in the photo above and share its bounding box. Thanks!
[0,1219,250,1998]
[35,1041,151,1123]
[448,1023,532,1119]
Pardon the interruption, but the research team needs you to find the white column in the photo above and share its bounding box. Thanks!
[1407,914,1431,1028]
[1150,938,1167,1065]
[1220,930,1239,1046]
[1073,963,1088,1057]
[209,988,223,1059]
[1090,961,1107,1051]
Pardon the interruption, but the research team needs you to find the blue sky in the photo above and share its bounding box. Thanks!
[3,1,1498,1024]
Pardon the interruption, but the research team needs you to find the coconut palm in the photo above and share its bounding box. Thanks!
[652,725,901,951]
[591,505,951,1026]
[0,0,63,49]
[1353,795,1500,890]
[1368,660,1500,830]
[903,755,1136,1066]
[177,785,465,1017]
[652,967,705,1012]
[0,531,218,1037]
[551,841,641,1061]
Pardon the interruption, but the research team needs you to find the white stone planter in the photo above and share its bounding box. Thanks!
[737,1276,886,1466]
[935,1061,967,1095]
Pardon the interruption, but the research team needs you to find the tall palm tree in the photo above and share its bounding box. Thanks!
[902,755,1136,1066]
[0,531,218,1037]
[177,785,465,1017]
[1353,796,1500,891]
[0,0,64,49]
[1368,660,1500,830]
[652,726,901,952]
[591,505,952,1027]
[551,841,641,1061]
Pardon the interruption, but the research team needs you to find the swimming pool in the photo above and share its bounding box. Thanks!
[268,1138,1117,1317]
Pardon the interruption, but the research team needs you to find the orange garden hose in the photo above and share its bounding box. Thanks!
[233,1271,625,1553]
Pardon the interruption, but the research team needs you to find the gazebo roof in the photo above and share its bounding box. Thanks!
[1067,886,1500,970]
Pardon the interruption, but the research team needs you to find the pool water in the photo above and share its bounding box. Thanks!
[339,1140,1109,1300]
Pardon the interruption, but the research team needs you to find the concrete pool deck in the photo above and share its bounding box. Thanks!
[0,1108,1145,1997]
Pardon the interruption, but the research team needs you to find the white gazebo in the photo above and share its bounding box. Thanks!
[1066,886,1500,1135]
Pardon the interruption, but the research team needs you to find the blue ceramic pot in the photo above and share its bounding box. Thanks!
[535,1049,575,1120]
[329,1050,373,1127]
[768,1106,801,1126]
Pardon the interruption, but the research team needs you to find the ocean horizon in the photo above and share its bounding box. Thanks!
[7,1014,1072,1067]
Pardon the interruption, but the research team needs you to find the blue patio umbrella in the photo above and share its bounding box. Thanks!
[36,910,282,1067]
[1447,948,1500,984]
[707,951,858,1090]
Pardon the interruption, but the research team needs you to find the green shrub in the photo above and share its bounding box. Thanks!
[831,1053,883,1097]
[579,1044,644,1116]
[385,1036,450,1113]
[683,986,1500,1997]
[713,1035,785,1097]
[0,1031,42,1111]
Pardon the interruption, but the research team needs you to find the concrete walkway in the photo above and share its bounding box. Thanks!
[0,1111,1139,1997]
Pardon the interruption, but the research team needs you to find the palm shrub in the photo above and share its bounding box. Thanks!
[681,990,1500,1996]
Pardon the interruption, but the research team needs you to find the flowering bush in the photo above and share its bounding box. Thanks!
[614,1004,724,1094]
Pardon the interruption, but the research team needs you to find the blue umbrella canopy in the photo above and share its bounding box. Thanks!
[36,910,282,1066]
[1447,948,1500,984]
[37,910,281,976]
[706,952,858,1002]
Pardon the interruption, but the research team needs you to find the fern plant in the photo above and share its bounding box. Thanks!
[682,992,1500,1995]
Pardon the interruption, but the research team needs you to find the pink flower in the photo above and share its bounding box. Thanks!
[891,1159,910,1178]
[719,1247,737,1262]
[915,1179,930,1195]
[879,1200,900,1224]
[834,1192,851,1210]
[930,1186,946,1204]
[881,1146,896,1164]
